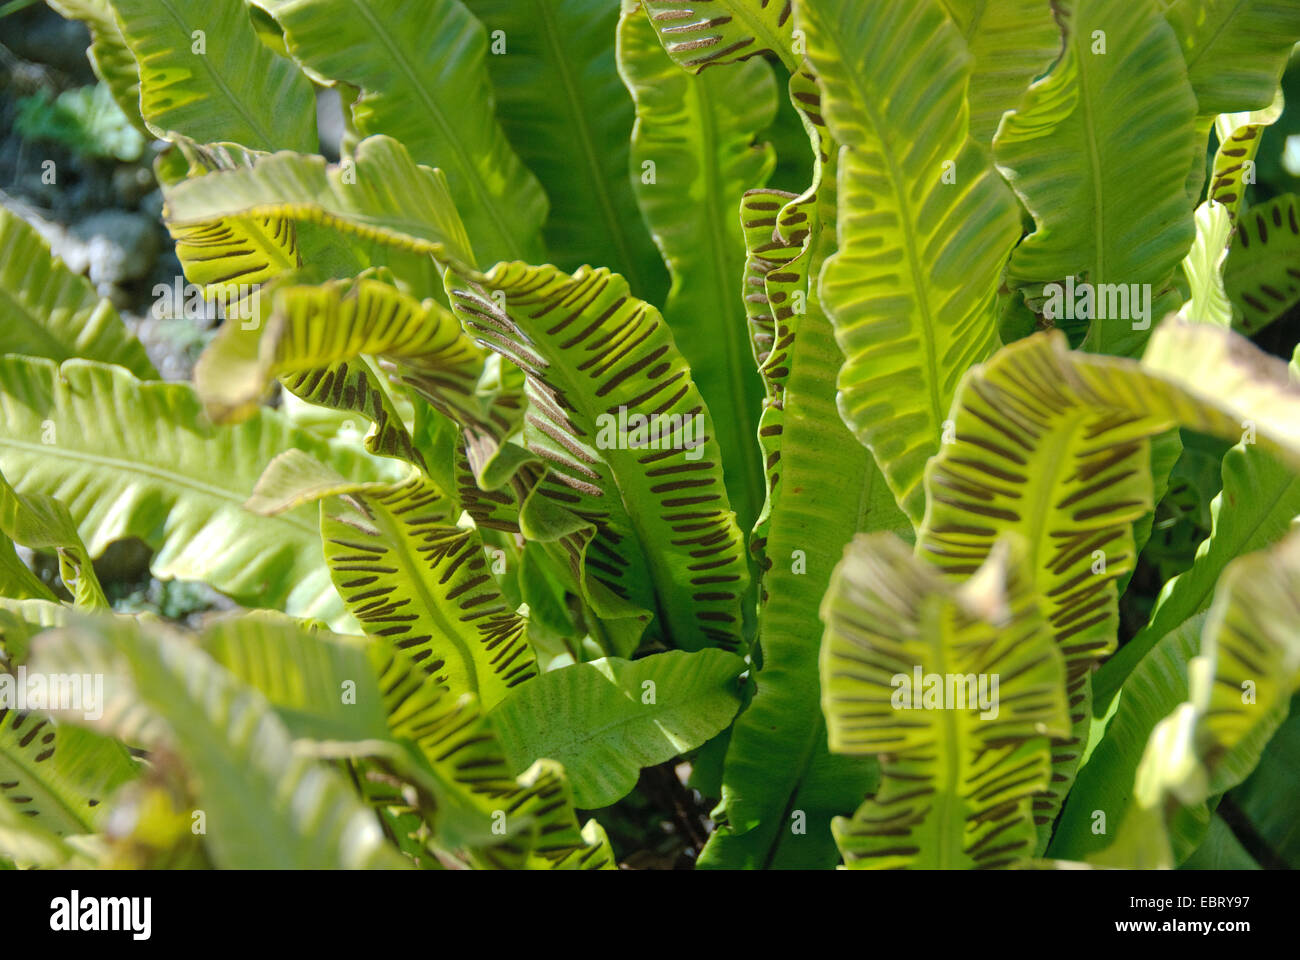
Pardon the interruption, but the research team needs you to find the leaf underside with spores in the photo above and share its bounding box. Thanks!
[702,60,908,870]
[22,0,1300,874]
[27,616,406,869]
[1092,347,1300,717]
[1092,530,1300,867]
[246,451,536,710]
[619,7,776,535]
[639,0,798,73]
[0,705,139,840]
[444,261,750,656]
[198,611,614,869]
[194,271,484,435]
[164,136,477,274]
[1224,194,1300,335]
[802,0,1023,525]
[916,321,1300,849]
[821,534,1070,869]
[1208,92,1285,220]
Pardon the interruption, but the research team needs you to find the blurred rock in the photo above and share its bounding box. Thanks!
[70,210,159,287]
[13,545,66,600]
[111,163,155,208]
[316,86,344,161]
[102,283,132,310]
[4,8,94,84]
[92,537,153,585]
[140,187,165,220]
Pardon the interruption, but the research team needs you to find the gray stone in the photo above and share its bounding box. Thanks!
[69,210,159,286]
[111,164,155,208]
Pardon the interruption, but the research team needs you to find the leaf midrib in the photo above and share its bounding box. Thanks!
[1024,417,1088,608]
[532,0,644,292]
[0,437,317,538]
[0,287,76,362]
[928,600,963,869]
[688,73,764,527]
[816,14,946,458]
[0,736,93,833]
[505,282,690,647]
[1178,0,1252,77]
[1074,32,1107,291]
[344,0,523,264]
[172,199,447,257]
[352,499,489,703]
[712,0,797,72]
[148,0,282,151]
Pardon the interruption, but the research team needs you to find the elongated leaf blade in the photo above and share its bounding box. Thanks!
[168,214,301,305]
[199,610,613,868]
[446,262,751,655]
[619,8,775,533]
[1177,200,1235,327]
[918,322,1300,844]
[1096,530,1300,867]
[248,451,537,708]
[470,0,668,300]
[802,0,1023,524]
[1049,615,1208,861]
[164,136,477,273]
[822,535,1070,869]
[107,0,317,151]
[0,207,155,379]
[268,0,547,265]
[0,356,387,628]
[1095,427,1300,713]
[640,0,798,73]
[939,0,1062,146]
[703,64,909,870]
[194,271,484,428]
[489,649,744,808]
[993,0,1200,357]
[1208,91,1285,218]
[28,616,406,868]
[1165,0,1300,114]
